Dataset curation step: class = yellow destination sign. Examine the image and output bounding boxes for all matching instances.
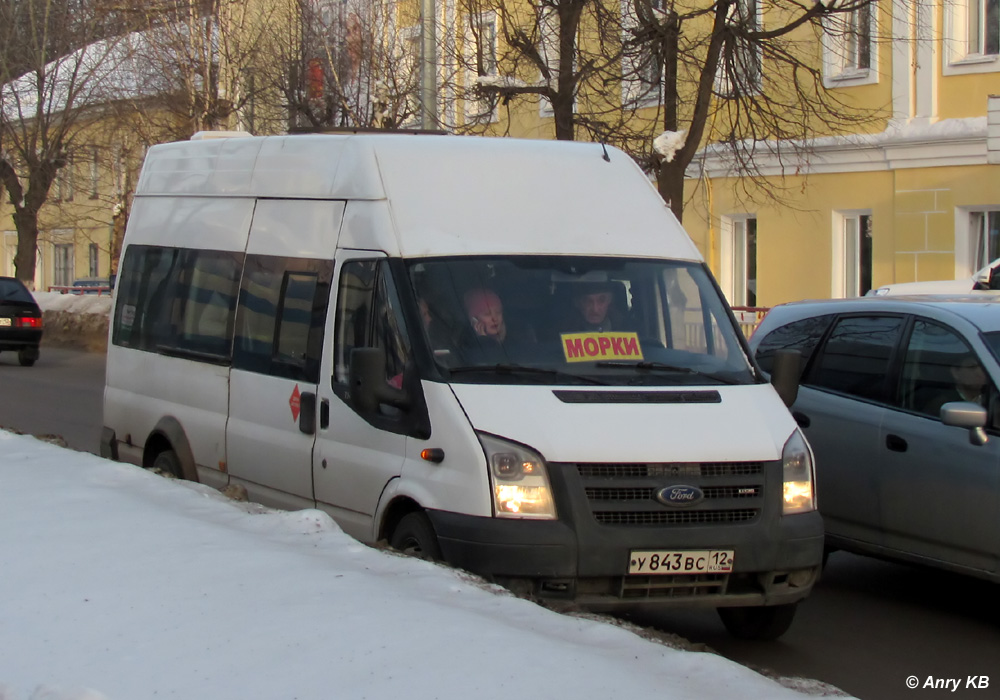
[561,332,644,363]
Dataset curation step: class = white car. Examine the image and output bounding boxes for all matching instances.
[868,258,1000,296]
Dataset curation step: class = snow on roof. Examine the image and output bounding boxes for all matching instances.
[1,28,178,122]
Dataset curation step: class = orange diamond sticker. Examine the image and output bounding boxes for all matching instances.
[289,384,301,421]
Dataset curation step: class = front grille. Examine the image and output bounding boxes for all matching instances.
[593,509,758,526]
[576,462,763,479]
[563,460,770,528]
[585,485,761,501]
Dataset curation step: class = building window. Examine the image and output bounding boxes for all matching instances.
[463,12,499,122]
[54,244,74,287]
[823,4,876,84]
[945,0,1000,73]
[968,0,1000,55]
[970,210,1000,269]
[621,0,664,106]
[57,163,74,202]
[721,216,757,306]
[834,212,873,297]
[90,148,100,199]
[88,243,99,277]
[716,0,762,97]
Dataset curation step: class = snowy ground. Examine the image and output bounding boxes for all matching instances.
[0,432,853,700]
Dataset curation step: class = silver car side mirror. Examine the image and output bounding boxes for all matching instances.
[940,402,988,446]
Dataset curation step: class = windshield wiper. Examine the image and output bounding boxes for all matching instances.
[447,364,609,385]
[595,360,741,385]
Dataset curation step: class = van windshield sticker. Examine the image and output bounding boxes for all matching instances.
[561,332,644,363]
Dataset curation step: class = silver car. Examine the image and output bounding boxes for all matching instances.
[748,295,1000,582]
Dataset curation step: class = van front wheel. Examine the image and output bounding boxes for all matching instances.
[150,449,182,479]
[718,603,797,641]
[389,512,442,561]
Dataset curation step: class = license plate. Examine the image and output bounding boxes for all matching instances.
[628,549,734,575]
[0,317,10,326]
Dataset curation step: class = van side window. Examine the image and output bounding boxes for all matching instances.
[333,259,410,388]
[232,255,333,383]
[753,315,835,375]
[112,245,242,361]
[805,315,905,402]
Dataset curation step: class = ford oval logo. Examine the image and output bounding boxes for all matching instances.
[657,485,704,507]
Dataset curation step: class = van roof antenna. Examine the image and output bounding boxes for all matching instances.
[600,143,611,162]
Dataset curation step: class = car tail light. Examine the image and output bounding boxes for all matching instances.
[15,317,43,328]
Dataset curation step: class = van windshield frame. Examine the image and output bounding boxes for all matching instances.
[401,255,757,387]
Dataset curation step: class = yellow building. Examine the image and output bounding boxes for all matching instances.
[683,1,1000,307]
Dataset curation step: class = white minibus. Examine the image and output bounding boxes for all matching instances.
[102,132,821,639]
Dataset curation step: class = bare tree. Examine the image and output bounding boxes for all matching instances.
[0,0,136,287]
[445,0,885,221]
[274,0,423,131]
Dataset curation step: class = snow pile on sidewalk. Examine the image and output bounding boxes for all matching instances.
[0,431,853,700]
[32,291,112,352]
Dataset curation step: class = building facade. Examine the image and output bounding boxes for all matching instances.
[682,1,1000,307]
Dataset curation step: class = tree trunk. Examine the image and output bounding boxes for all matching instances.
[657,160,685,224]
[12,209,40,290]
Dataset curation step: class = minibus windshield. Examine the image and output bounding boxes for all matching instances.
[405,256,756,387]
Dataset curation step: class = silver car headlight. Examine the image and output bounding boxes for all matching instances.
[478,433,557,520]
[782,429,816,515]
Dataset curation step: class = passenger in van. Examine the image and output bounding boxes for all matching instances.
[417,296,458,364]
[462,287,535,346]
[562,281,631,333]
[464,288,508,341]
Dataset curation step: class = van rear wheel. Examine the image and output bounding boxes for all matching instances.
[150,449,182,479]
[389,512,442,561]
[718,603,797,640]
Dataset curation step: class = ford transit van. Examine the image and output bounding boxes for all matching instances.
[101,132,822,639]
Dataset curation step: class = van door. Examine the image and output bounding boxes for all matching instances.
[312,254,415,542]
[224,200,342,509]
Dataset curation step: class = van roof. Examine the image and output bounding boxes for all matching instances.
[134,133,701,261]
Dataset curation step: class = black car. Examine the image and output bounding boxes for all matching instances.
[0,276,43,366]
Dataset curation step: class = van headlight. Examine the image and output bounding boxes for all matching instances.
[478,433,556,520]
[782,429,816,515]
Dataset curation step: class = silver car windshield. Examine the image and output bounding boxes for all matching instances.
[405,256,755,386]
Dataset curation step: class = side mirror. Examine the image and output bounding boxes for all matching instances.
[349,347,411,414]
[940,401,988,446]
[770,349,802,408]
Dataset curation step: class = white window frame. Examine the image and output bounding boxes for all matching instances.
[720,215,757,307]
[538,7,560,117]
[621,0,664,107]
[821,2,878,87]
[832,211,873,298]
[714,0,762,97]
[53,242,75,288]
[956,206,1000,276]
[463,11,499,123]
[944,0,1000,75]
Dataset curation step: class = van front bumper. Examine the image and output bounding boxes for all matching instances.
[427,508,824,610]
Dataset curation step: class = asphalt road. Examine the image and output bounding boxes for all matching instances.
[2,346,998,700]
[0,345,107,453]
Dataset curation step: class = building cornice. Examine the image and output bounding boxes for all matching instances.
[688,117,989,180]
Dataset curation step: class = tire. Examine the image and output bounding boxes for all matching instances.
[718,603,797,641]
[18,347,38,367]
[150,449,182,479]
[389,512,443,561]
